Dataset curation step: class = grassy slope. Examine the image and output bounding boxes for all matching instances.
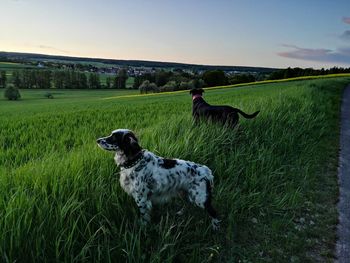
[0,77,349,262]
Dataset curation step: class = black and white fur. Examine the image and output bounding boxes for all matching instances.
[97,129,220,230]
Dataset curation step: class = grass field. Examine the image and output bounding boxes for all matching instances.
[0,62,35,70]
[1,77,349,262]
[0,61,35,77]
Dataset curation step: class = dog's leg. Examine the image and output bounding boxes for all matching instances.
[176,190,188,216]
[204,198,220,230]
[134,190,152,225]
[188,180,220,230]
[227,112,239,128]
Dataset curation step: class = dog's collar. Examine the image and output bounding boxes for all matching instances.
[192,94,202,101]
[121,151,144,169]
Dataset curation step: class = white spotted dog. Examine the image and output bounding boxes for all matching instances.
[96,129,220,230]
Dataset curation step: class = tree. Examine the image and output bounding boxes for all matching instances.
[12,71,21,88]
[36,70,52,89]
[228,74,255,85]
[114,68,128,89]
[161,80,178,92]
[202,70,227,87]
[139,80,159,94]
[179,81,192,90]
[88,73,101,89]
[77,72,87,89]
[190,78,205,89]
[133,75,142,89]
[4,84,21,100]
[53,71,65,89]
[0,70,7,88]
[155,70,171,87]
[106,76,112,88]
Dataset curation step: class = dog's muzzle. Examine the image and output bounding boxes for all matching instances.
[96,138,119,151]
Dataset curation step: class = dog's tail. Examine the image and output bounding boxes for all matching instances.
[236,109,260,119]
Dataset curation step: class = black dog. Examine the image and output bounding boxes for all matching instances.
[190,88,259,127]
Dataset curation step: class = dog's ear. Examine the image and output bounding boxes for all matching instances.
[122,132,141,157]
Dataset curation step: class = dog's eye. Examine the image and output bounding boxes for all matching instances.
[107,133,121,144]
[105,134,116,144]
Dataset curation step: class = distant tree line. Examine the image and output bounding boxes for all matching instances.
[267,67,350,80]
[3,69,129,89]
[2,66,350,93]
[134,69,259,93]
[135,66,350,94]
[0,70,7,88]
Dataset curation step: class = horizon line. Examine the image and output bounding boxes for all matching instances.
[1,50,281,69]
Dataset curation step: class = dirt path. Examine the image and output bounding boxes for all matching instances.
[336,85,350,262]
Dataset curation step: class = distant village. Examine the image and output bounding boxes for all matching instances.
[35,61,258,77]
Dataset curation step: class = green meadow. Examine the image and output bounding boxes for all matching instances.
[0,62,36,77]
[0,76,349,262]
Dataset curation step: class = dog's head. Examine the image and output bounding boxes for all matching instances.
[96,129,141,157]
[189,88,204,96]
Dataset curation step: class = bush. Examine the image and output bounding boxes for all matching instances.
[4,84,21,100]
[44,92,54,99]
[139,80,159,94]
[202,70,227,87]
[179,81,193,90]
[189,79,205,89]
[160,80,178,92]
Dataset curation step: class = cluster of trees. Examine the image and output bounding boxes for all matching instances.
[135,69,259,94]
[202,70,263,86]
[136,65,350,94]
[268,67,350,80]
[139,78,205,94]
[12,70,52,89]
[1,70,21,100]
[3,65,350,96]
[11,70,101,89]
[106,68,128,89]
[6,69,130,89]
[135,70,208,94]
[0,70,7,88]
[228,74,256,85]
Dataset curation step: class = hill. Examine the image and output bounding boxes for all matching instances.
[0,51,278,73]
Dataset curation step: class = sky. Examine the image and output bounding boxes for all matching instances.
[1,0,350,68]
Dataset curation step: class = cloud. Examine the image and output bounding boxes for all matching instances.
[37,45,70,54]
[340,30,350,40]
[278,44,350,64]
[343,17,350,24]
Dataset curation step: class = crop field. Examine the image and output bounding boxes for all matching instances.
[0,62,35,77]
[0,77,349,262]
[0,62,35,70]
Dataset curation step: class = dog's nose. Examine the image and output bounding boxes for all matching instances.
[96,139,102,144]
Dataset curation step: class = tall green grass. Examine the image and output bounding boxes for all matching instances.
[0,77,349,262]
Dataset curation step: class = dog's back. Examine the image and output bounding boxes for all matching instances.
[190,88,259,127]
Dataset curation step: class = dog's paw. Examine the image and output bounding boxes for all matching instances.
[139,216,150,226]
[176,207,185,216]
[211,218,221,231]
